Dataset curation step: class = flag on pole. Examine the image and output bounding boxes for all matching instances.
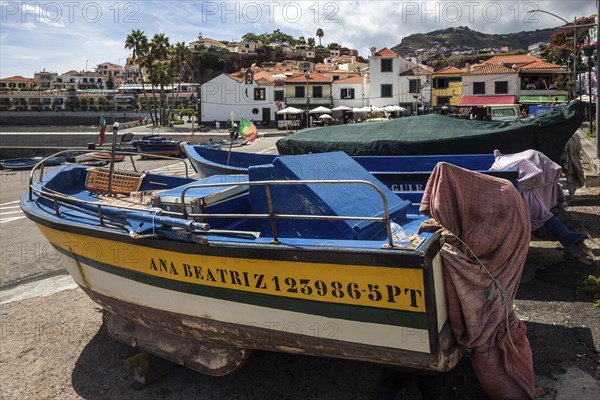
[98,114,107,145]
[238,116,258,142]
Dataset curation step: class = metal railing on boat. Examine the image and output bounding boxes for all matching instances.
[177,180,397,246]
[28,156,410,249]
[28,149,191,190]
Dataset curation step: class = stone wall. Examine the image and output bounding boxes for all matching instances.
[0,111,145,126]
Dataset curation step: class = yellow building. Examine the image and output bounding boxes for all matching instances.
[431,66,463,109]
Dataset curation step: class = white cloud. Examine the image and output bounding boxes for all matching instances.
[20,3,66,27]
[1,0,597,78]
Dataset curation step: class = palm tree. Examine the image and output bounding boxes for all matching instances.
[166,41,192,125]
[147,33,171,125]
[316,28,324,46]
[307,37,315,48]
[125,29,155,125]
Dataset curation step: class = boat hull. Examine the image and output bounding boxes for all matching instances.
[134,143,182,158]
[28,219,461,374]
[275,100,585,163]
[182,145,518,197]
[0,157,65,170]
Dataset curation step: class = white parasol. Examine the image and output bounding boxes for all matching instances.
[383,105,406,112]
[309,106,332,114]
[276,106,303,115]
[331,105,352,111]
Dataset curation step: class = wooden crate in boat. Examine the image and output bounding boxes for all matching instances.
[85,167,146,195]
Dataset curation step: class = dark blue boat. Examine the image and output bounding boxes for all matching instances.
[0,156,65,170]
[275,100,585,163]
[182,144,517,207]
[133,135,182,158]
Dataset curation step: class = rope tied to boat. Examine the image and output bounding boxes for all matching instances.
[152,212,156,236]
[440,224,519,353]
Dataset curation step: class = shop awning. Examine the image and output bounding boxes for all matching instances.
[519,95,568,103]
[459,95,516,107]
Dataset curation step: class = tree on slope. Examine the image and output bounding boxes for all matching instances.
[316,28,324,46]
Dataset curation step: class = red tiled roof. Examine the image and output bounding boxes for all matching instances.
[373,47,397,57]
[0,75,36,82]
[253,71,274,81]
[255,77,273,85]
[227,73,245,82]
[334,76,365,84]
[467,63,516,75]
[433,66,463,75]
[225,72,275,84]
[316,64,337,72]
[97,62,121,68]
[483,54,540,65]
[191,38,227,47]
[400,66,433,76]
[286,71,331,83]
[517,60,564,70]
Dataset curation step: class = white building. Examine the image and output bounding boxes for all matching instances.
[331,75,369,108]
[200,72,276,125]
[398,66,432,112]
[52,70,107,90]
[231,40,263,54]
[528,42,546,57]
[188,38,229,51]
[294,45,315,59]
[367,47,417,107]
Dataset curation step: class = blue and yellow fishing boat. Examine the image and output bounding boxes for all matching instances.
[22,150,466,375]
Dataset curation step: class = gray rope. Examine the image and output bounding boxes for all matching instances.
[439,224,519,352]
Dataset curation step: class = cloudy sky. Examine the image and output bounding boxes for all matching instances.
[1,0,597,78]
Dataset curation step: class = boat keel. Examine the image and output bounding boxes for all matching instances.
[104,312,251,376]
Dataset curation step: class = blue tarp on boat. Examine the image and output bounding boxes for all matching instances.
[248,152,411,240]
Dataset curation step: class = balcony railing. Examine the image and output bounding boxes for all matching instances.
[519,89,569,96]
[285,96,333,105]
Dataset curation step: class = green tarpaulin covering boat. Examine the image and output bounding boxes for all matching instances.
[276,100,585,163]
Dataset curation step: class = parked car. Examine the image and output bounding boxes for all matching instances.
[490,106,519,122]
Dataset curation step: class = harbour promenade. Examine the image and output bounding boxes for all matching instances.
[0,121,288,158]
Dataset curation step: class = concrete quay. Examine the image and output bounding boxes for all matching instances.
[0,123,288,158]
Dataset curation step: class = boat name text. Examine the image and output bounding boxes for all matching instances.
[149,257,424,310]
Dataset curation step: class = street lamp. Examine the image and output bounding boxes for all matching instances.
[583,44,595,136]
[412,93,418,116]
[527,10,577,87]
[420,78,431,114]
[304,70,310,127]
[596,10,600,160]
[528,8,600,160]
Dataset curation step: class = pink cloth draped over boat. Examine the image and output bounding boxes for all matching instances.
[419,162,534,400]
[490,149,564,230]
